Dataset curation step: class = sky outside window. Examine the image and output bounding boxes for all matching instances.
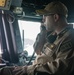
[18,20,40,56]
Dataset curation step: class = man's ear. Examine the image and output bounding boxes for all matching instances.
[53,14,59,22]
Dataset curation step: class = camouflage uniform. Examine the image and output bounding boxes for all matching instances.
[26,26,74,75]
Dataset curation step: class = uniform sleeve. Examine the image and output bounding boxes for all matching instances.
[27,39,74,75]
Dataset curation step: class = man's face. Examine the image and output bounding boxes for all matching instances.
[43,14,56,31]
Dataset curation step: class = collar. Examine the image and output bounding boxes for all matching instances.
[57,25,73,38]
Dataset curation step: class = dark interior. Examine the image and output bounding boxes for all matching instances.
[10,0,74,23]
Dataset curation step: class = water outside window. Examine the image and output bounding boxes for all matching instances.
[18,20,41,56]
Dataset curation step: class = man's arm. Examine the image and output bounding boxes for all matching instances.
[27,37,74,75]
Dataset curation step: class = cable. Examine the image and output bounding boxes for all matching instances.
[27,51,35,65]
[6,11,15,23]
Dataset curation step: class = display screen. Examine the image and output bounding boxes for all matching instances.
[0,0,6,7]
[0,0,12,10]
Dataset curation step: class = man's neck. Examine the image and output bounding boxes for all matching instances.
[55,23,68,34]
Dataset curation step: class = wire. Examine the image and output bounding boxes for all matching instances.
[6,11,15,24]
[27,51,35,65]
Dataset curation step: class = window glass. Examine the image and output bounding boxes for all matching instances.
[18,20,40,56]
